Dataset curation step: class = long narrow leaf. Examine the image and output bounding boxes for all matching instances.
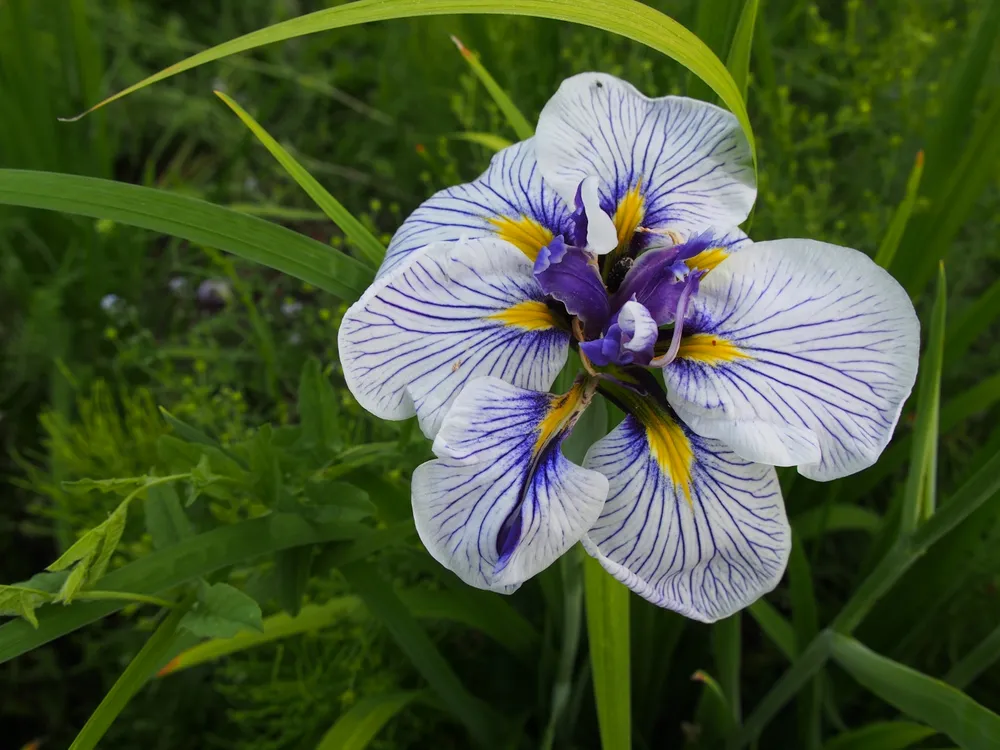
[340,561,502,747]
[725,0,759,102]
[790,535,821,749]
[69,597,194,750]
[944,276,1000,362]
[214,91,385,267]
[0,169,374,300]
[830,634,1000,750]
[713,614,743,727]
[687,0,741,101]
[946,621,1000,689]
[899,264,946,532]
[315,691,423,750]
[748,599,797,661]
[873,151,924,269]
[63,0,756,170]
[451,36,534,141]
[823,721,937,750]
[584,555,631,750]
[792,505,881,541]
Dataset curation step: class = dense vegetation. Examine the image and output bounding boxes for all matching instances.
[1,0,998,748]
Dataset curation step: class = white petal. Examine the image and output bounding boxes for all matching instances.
[338,239,570,438]
[618,299,658,355]
[412,377,609,591]
[583,407,789,622]
[663,239,920,481]
[579,176,618,254]
[536,72,755,239]
[380,138,570,277]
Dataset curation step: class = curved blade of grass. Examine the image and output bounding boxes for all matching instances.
[898,94,1000,296]
[899,264,946,534]
[214,90,385,267]
[693,669,739,737]
[584,555,631,750]
[945,621,1000,689]
[0,516,375,664]
[340,561,503,747]
[451,36,533,141]
[316,691,424,750]
[944,276,1000,362]
[62,0,755,171]
[748,599,797,661]
[792,505,881,541]
[790,535,821,750]
[687,0,741,102]
[830,633,1000,750]
[873,151,924,269]
[713,614,743,727]
[822,721,937,750]
[452,131,513,152]
[69,595,195,750]
[725,0,759,102]
[0,169,373,300]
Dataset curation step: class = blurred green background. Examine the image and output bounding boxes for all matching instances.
[1,0,998,748]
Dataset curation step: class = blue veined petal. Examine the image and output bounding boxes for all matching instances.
[338,238,571,438]
[412,377,609,592]
[535,73,756,243]
[380,138,572,277]
[662,239,920,481]
[583,399,789,622]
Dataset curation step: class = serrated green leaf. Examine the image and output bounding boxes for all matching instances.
[823,721,937,750]
[58,563,91,604]
[316,691,423,750]
[88,502,130,582]
[47,529,101,573]
[0,171,373,300]
[214,91,385,267]
[144,483,194,550]
[302,481,376,523]
[297,357,341,457]
[21,571,70,594]
[181,582,264,639]
[830,634,1000,750]
[0,586,52,628]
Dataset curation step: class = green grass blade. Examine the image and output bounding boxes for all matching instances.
[159,598,364,676]
[452,132,513,152]
[340,561,502,747]
[729,630,834,749]
[748,599,797,661]
[792,505,881,541]
[830,633,1000,750]
[0,169,374,300]
[945,621,1000,689]
[713,613,743,727]
[69,596,195,750]
[899,264,946,532]
[315,691,424,750]
[584,554,631,750]
[214,91,385,267]
[822,721,937,750]
[0,516,367,664]
[898,93,1000,296]
[873,151,924,269]
[789,535,821,749]
[944,276,1000,362]
[62,0,756,171]
[687,0,741,101]
[725,0,759,102]
[920,0,1000,192]
[398,587,539,659]
[541,550,585,750]
[451,36,534,141]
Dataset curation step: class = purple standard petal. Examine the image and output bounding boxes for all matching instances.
[534,236,610,335]
[581,299,658,367]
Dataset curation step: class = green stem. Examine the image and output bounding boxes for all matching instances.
[584,555,631,750]
[68,594,195,750]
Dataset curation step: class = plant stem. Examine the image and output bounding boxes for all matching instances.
[68,593,195,750]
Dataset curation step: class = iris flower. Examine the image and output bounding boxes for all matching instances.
[339,73,919,622]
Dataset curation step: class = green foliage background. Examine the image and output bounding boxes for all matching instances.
[1,0,998,748]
